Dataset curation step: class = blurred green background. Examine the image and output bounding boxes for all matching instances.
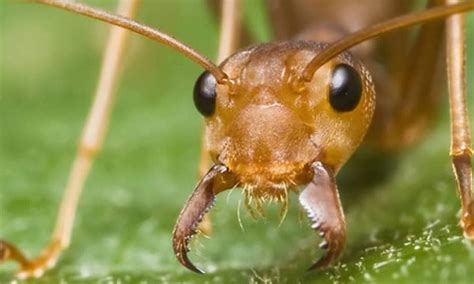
[1,0,474,283]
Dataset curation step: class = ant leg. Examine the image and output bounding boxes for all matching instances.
[207,0,251,48]
[0,0,139,279]
[197,0,242,235]
[215,0,242,64]
[446,0,473,239]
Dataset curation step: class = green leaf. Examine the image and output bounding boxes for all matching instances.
[1,1,473,283]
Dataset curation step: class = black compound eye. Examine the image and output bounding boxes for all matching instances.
[193,71,217,116]
[329,63,362,112]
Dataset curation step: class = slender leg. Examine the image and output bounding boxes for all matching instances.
[446,0,474,239]
[198,0,242,235]
[207,0,251,49]
[0,0,139,278]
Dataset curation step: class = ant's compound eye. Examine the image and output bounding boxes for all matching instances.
[193,71,217,117]
[329,64,362,112]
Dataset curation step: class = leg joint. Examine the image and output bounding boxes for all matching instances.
[451,147,473,160]
[78,143,100,159]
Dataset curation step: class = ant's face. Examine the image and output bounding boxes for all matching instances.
[193,41,375,190]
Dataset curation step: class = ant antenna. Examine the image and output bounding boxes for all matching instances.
[34,0,229,83]
[302,2,474,81]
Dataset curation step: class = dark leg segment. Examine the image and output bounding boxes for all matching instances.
[446,0,474,239]
[0,241,30,270]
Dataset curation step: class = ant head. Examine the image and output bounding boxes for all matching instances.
[194,41,375,189]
